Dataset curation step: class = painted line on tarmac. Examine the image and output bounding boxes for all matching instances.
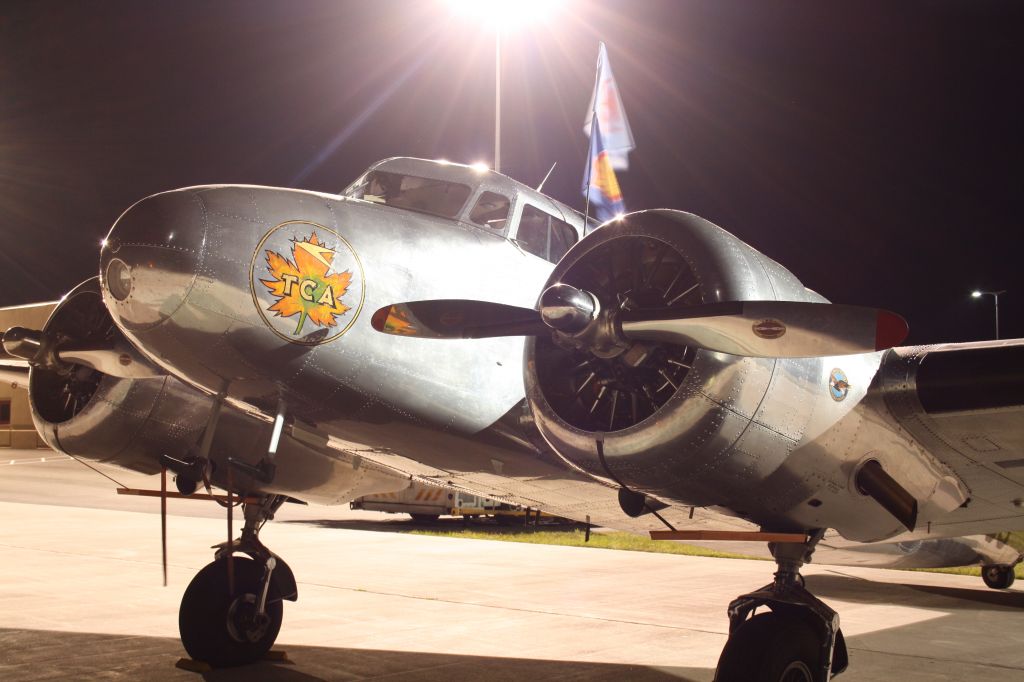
[5,455,72,465]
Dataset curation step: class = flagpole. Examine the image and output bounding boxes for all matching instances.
[583,111,597,226]
[583,44,603,227]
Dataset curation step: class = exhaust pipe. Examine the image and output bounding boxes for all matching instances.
[856,459,918,531]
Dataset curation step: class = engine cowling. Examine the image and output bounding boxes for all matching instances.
[29,278,410,504]
[525,210,829,520]
[28,278,213,473]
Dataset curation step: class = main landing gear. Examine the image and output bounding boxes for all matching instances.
[981,564,1016,590]
[178,494,298,667]
[715,530,848,682]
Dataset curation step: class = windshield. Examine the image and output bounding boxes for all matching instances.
[343,170,472,220]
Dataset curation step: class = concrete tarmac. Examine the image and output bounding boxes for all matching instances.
[1,450,1023,681]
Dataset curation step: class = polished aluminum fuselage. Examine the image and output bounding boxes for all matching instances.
[103,184,551,434]
[72,162,1000,544]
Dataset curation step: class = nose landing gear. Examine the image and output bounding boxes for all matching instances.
[715,531,848,682]
[178,494,298,667]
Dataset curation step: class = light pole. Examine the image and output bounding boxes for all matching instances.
[446,0,564,174]
[971,289,1006,339]
[494,32,500,173]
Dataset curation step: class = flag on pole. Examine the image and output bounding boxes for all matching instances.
[582,117,625,223]
[583,42,634,171]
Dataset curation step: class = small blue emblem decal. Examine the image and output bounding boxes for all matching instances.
[829,368,850,401]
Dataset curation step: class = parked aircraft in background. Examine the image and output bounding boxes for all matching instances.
[1,157,1021,681]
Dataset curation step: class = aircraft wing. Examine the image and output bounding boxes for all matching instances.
[0,302,57,331]
[880,339,1024,537]
[300,422,759,535]
[0,357,30,389]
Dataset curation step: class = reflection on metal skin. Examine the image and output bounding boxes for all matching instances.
[26,283,408,501]
[539,283,598,333]
[524,211,969,542]
[96,160,578,440]
[100,190,205,332]
[70,159,978,545]
[527,210,825,517]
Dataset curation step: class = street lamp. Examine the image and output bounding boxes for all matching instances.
[446,0,565,174]
[971,289,1006,339]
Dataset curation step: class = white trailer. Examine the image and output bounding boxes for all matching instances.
[351,481,529,522]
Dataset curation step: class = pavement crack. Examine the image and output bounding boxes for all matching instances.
[298,579,728,637]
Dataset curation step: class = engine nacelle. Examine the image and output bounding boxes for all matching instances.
[525,211,831,521]
[30,278,409,504]
[28,278,212,473]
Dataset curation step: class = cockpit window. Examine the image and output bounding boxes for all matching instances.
[468,191,511,230]
[344,170,471,220]
[516,205,579,263]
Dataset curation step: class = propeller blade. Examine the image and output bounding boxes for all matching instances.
[2,326,43,361]
[3,325,164,378]
[370,300,546,339]
[619,301,908,358]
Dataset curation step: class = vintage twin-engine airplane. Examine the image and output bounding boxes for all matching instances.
[2,156,1022,681]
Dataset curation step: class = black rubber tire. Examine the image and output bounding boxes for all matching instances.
[410,513,440,523]
[179,557,283,667]
[715,612,820,682]
[982,565,1016,590]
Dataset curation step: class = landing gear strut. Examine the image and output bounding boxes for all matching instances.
[715,530,848,682]
[178,494,298,667]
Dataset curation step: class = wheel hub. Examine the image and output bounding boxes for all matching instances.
[226,593,271,643]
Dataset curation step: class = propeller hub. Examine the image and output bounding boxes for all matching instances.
[539,284,631,360]
[539,284,599,333]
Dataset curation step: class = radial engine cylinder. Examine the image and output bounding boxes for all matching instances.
[525,210,827,515]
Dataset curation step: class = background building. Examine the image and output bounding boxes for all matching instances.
[0,302,56,448]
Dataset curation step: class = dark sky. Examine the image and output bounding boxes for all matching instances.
[1,0,1021,344]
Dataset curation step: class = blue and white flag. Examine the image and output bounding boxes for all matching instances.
[583,42,635,171]
[582,117,625,223]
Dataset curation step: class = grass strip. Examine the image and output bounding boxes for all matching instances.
[407,527,766,561]
[408,526,1024,578]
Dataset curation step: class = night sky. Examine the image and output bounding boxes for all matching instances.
[2,1,1021,344]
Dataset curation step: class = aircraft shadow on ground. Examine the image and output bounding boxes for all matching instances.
[806,572,1024,610]
[0,628,707,682]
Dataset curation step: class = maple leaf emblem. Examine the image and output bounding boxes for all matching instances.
[260,232,352,336]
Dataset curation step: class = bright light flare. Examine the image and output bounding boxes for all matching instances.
[446,0,563,31]
[470,162,490,173]
[971,290,983,298]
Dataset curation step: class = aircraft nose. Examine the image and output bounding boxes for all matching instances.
[100,190,206,331]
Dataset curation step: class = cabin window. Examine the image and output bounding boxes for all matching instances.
[468,191,511,230]
[516,205,579,263]
[344,170,471,220]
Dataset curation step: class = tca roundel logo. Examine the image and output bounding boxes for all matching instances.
[250,221,365,345]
